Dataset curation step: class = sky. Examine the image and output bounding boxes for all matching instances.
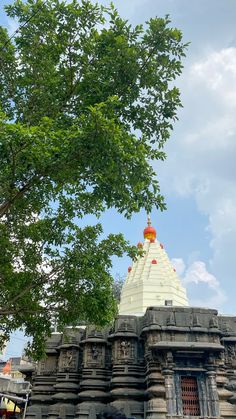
[1,0,236,358]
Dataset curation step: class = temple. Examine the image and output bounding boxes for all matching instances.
[119,218,188,315]
[26,220,236,419]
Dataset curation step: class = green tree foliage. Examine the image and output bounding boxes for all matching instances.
[0,0,187,357]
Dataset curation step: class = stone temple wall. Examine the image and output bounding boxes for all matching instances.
[26,307,236,419]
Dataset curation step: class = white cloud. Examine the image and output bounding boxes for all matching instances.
[190,48,236,106]
[159,47,236,313]
[172,258,227,310]
[183,261,227,309]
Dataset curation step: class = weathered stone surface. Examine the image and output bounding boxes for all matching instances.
[27,307,236,418]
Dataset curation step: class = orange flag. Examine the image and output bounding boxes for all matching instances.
[3,359,11,375]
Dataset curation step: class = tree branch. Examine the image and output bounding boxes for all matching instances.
[0,174,39,217]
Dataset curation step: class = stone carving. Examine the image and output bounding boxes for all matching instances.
[193,314,201,327]
[37,356,57,375]
[209,316,219,328]
[146,310,157,325]
[120,340,131,357]
[167,312,175,326]
[228,345,236,357]
[207,352,215,366]
[114,339,136,361]
[148,332,158,344]
[84,343,104,367]
[150,348,164,365]
[59,349,77,372]
[64,350,73,367]
[166,351,173,364]
[218,350,226,365]
[118,320,133,332]
[27,308,236,419]
[225,344,236,364]
[91,344,99,360]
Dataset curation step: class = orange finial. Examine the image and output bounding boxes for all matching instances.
[143,215,156,240]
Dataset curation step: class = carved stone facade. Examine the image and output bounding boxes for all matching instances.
[27,307,236,419]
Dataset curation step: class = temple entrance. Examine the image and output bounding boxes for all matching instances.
[181,376,200,416]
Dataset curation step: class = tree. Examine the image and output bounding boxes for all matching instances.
[0,0,187,358]
[112,274,125,303]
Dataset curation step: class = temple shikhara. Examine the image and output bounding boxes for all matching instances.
[119,217,188,315]
[27,220,236,419]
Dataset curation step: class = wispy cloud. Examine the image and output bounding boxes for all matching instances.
[172,258,227,309]
[158,46,236,313]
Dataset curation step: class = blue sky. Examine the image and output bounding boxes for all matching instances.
[1,0,236,358]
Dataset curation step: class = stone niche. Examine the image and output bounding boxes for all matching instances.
[26,307,236,419]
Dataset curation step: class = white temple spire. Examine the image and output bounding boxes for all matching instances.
[119,218,189,315]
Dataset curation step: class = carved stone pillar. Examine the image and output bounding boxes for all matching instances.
[109,317,144,419]
[216,367,235,418]
[205,370,220,417]
[48,329,83,419]
[76,327,110,419]
[163,370,176,416]
[145,351,167,419]
[226,369,236,407]
[221,337,236,418]
[26,333,60,419]
[216,318,236,417]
